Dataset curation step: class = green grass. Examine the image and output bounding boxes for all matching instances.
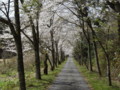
[0,80,18,90]
[0,61,66,90]
[26,62,66,90]
[74,60,120,90]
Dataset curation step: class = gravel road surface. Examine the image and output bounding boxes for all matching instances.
[48,58,90,90]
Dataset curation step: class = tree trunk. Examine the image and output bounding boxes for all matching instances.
[29,16,41,80]
[34,44,41,79]
[86,25,93,72]
[93,41,102,76]
[80,48,83,65]
[55,41,59,66]
[60,47,63,62]
[50,30,55,70]
[16,39,26,90]
[58,50,61,65]
[106,54,112,86]
[60,47,65,63]
[88,40,93,72]
[118,14,120,42]
[36,15,41,79]
[14,0,26,90]
[48,56,54,71]
[92,31,102,76]
[79,32,84,66]
[44,53,48,75]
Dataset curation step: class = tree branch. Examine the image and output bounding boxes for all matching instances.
[0,16,9,25]
[21,30,34,45]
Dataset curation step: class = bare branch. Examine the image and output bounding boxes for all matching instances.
[56,12,80,27]
[60,3,80,19]
[21,30,34,45]
[2,2,8,16]
[0,8,7,17]
[7,0,11,16]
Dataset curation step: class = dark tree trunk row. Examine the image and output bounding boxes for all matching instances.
[80,17,93,72]
[87,19,112,86]
[29,16,41,79]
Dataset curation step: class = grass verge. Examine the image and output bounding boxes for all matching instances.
[74,60,120,90]
[12,60,66,90]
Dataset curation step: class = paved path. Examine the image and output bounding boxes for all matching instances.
[48,58,90,90]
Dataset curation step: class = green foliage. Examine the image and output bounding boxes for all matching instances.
[73,39,88,61]
[22,0,42,13]
[0,80,17,90]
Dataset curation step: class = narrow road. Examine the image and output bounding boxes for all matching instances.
[48,58,90,90]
